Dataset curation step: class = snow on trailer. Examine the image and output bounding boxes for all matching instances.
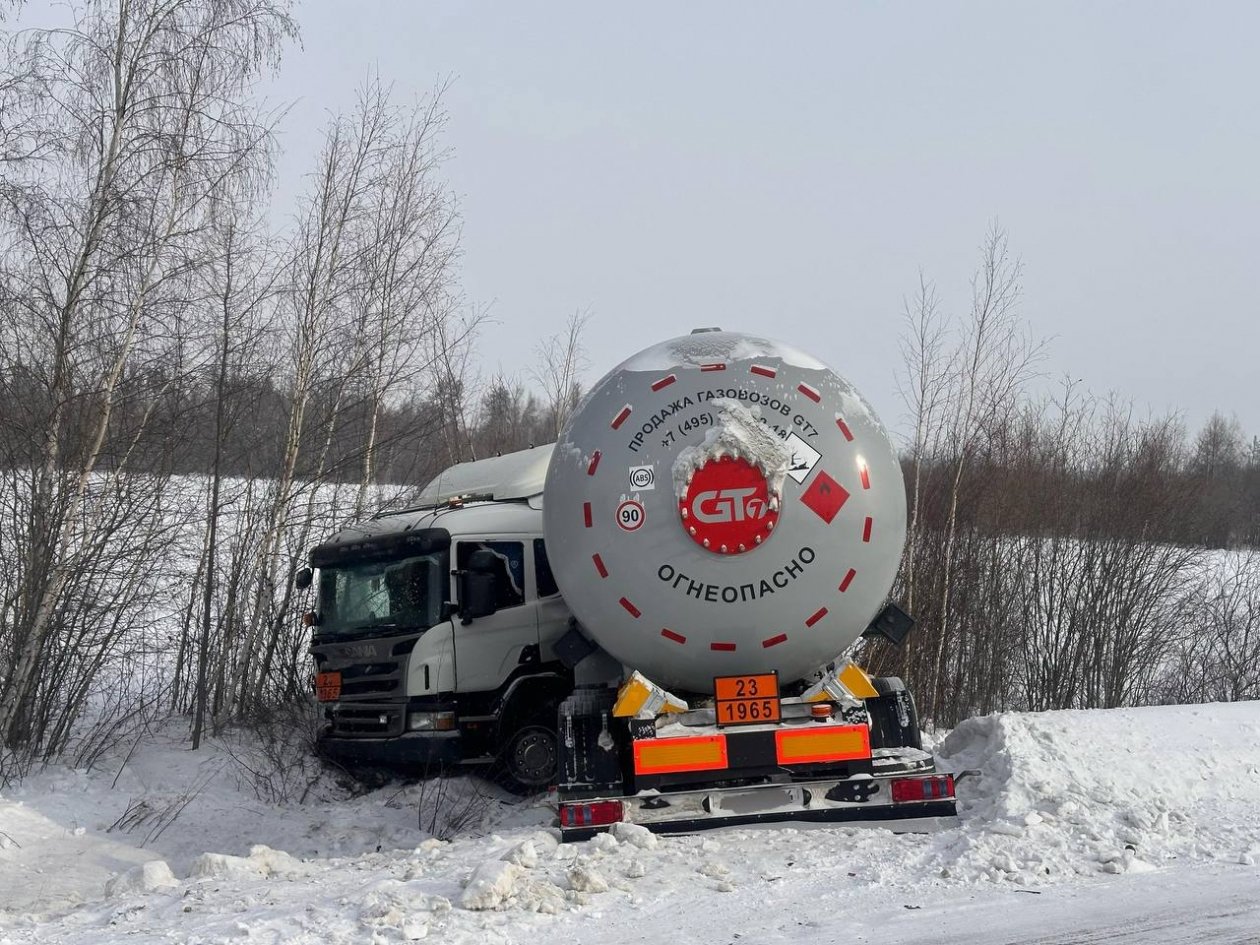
[544,329,941,838]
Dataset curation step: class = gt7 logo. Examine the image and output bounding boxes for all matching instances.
[692,488,768,523]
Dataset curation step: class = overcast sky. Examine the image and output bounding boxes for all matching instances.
[265,2,1257,441]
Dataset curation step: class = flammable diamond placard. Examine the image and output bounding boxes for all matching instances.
[799,469,849,524]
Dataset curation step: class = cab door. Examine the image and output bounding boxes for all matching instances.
[452,539,536,694]
[533,539,572,662]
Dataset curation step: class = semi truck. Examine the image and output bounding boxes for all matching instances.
[300,329,956,838]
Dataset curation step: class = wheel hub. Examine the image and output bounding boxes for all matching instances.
[513,730,556,784]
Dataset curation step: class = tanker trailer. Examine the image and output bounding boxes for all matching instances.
[545,329,955,839]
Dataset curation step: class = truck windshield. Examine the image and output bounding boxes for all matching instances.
[315,551,448,639]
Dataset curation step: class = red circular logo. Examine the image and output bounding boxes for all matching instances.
[678,456,778,554]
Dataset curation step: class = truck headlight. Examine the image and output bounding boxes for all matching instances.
[407,710,457,732]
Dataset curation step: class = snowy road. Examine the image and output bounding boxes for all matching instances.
[528,852,1260,945]
[883,867,1260,945]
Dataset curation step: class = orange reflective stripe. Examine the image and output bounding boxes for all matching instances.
[774,725,871,765]
[633,735,728,775]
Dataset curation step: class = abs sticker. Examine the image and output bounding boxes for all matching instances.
[616,498,646,531]
[629,465,656,490]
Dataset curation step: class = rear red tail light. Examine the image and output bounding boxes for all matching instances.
[559,800,625,829]
[890,774,954,804]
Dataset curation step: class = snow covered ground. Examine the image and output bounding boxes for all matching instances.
[3,702,1260,944]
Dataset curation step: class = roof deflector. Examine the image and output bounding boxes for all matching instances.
[416,443,555,506]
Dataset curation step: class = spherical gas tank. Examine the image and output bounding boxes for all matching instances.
[543,330,905,694]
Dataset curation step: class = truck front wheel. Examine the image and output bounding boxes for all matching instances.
[496,722,558,795]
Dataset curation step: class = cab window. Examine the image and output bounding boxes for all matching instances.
[457,541,525,609]
[534,539,559,597]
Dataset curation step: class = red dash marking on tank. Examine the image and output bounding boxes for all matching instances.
[710,641,737,652]
[836,418,854,441]
[805,607,829,628]
[619,597,641,618]
[592,554,608,578]
[862,516,874,543]
[582,502,592,528]
[660,628,687,644]
[610,405,632,430]
[700,362,726,372]
[797,382,821,403]
[761,633,788,648]
[651,374,676,391]
[587,450,601,475]
[839,568,856,592]
[859,464,871,490]
[750,364,777,378]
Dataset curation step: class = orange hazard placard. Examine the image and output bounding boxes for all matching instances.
[714,673,780,727]
[315,671,341,702]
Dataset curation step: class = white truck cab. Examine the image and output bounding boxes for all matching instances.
[304,446,575,792]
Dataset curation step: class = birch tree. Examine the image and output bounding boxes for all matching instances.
[924,225,1041,719]
[0,0,294,754]
[532,309,590,440]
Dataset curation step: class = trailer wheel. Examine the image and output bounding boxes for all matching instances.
[865,676,923,751]
[495,722,559,795]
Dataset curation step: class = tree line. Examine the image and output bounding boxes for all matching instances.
[864,227,1260,726]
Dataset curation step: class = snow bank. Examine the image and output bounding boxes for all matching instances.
[103,860,178,898]
[925,702,1260,884]
[459,860,521,910]
[189,845,309,881]
[0,797,159,915]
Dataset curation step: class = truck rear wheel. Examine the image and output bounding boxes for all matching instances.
[495,722,559,795]
[865,676,922,751]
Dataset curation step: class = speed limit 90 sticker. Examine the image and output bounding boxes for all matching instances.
[616,498,646,531]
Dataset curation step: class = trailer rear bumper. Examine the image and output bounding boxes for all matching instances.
[559,772,957,842]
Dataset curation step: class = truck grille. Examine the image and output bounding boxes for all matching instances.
[327,702,406,738]
[311,632,419,735]
[338,661,402,699]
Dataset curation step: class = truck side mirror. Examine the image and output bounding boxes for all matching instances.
[294,567,313,590]
[458,571,497,623]
[457,549,503,623]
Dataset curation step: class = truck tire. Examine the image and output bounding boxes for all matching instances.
[865,676,922,751]
[492,679,572,795]
[495,720,559,796]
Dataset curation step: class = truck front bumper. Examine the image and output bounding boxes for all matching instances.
[317,730,462,771]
